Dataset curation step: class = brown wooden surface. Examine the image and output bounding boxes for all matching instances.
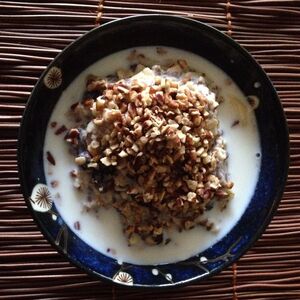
[1,1,299,299]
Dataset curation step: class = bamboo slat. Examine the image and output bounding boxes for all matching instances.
[0,0,299,299]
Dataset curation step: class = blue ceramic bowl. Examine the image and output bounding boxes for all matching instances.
[18,15,289,287]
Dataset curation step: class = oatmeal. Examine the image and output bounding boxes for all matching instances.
[65,57,233,246]
[44,47,261,265]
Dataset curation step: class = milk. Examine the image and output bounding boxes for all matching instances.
[44,47,261,265]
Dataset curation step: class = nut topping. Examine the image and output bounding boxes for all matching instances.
[65,58,234,246]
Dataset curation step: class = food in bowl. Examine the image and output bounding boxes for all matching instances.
[44,46,261,265]
[67,55,234,245]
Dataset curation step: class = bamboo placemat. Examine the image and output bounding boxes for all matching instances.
[1,1,299,299]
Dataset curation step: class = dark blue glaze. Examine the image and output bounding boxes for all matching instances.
[18,15,289,287]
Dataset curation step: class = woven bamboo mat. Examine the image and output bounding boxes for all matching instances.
[0,0,299,299]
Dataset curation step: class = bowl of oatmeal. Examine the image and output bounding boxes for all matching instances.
[18,15,289,287]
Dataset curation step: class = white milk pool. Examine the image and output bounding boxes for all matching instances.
[44,47,261,265]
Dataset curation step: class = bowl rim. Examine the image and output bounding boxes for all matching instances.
[18,14,290,288]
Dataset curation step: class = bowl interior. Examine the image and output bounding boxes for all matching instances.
[18,15,288,287]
